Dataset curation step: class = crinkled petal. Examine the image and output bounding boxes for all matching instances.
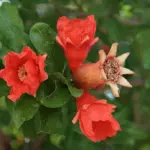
[87,101,116,122]
[57,16,69,31]
[20,46,37,64]
[56,15,97,47]
[24,60,40,95]
[0,69,4,78]
[92,116,120,141]
[37,54,48,82]
[110,116,121,131]
[4,52,20,69]
[79,111,95,137]
[76,90,97,109]
[8,85,28,102]
[0,68,19,86]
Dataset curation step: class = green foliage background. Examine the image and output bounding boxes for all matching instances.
[0,0,150,150]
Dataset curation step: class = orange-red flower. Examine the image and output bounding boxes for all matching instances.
[0,46,48,102]
[56,15,99,72]
[72,91,120,142]
[73,43,134,97]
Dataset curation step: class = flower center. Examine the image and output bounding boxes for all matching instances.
[18,66,27,81]
[103,57,120,83]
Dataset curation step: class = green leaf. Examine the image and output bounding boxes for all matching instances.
[5,97,15,113]
[13,95,40,129]
[68,112,82,135]
[50,72,83,97]
[21,118,38,139]
[0,3,24,31]
[30,22,65,73]
[36,80,55,100]
[35,107,63,134]
[41,86,71,108]
[0,108,11,127]
[0,79,9,96]
[136,30,150,69]
[71,122,82,135]
[0,3,27,51]
[0,42,10,59]
[30,22,56,55]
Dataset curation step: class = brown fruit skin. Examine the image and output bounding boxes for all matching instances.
[73,62,106,89]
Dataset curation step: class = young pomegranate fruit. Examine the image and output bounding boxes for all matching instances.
[73,43,134,97]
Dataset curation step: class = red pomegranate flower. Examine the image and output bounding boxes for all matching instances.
[73,43,134,97]
[72,91,121,142]
[56,15,99,72]
[0,46,48,102]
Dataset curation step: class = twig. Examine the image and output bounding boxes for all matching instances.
[33,136,46,150]
[0,130,12,150]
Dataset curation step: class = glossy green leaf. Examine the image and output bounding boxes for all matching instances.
[0,3,27,51]
[13,95,39,129]
[21,118,38,139]
[0,108,11,127]
[30,22,56,54]
[41,86,71,108]
[0,3,24,31]
[35,107,63,134]
[30,22,65,73]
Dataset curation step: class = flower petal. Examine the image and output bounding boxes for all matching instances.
[110,116,121,131]
[56,36,65,49]
[120,67,134,75]
[107,43,118,57]
[79,111,95,137]
[80,36,90,46]
[8,85,28,102]
[92,115,120,141]
[72,111,80,124]
[20,46,37,63]
[87,102,115,122]
[4,52,20,69]
[117,52,130,65]
[37,54,48,82]
[76,90,97,109]
[24,60,40,95]
[57,16,69,31]
[0,69,4,78]
[118,76,132,87]
[100,68,107,80]
[1,68,19,86]
[89,37,99,48]
[108,83,120,97]
[98,50,106,64]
